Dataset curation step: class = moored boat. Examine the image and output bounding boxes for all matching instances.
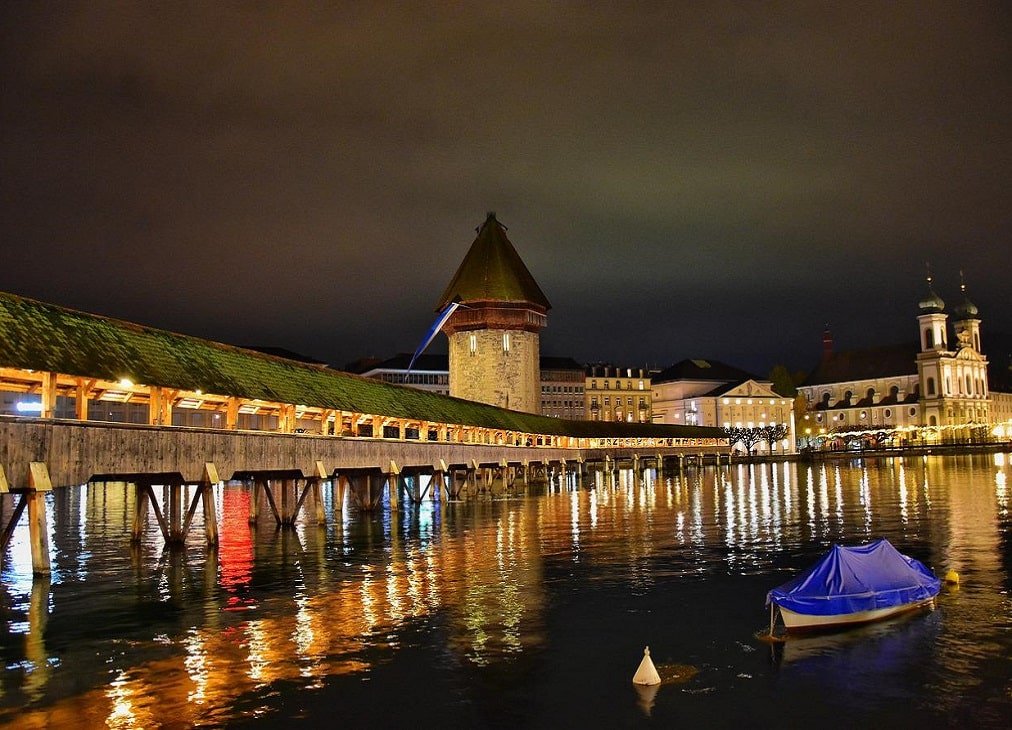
[766,539,941,634]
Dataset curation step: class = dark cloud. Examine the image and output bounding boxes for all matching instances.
[2,2,1009,375]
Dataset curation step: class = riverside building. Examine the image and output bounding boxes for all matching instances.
[584,365,652,422]
[650,359,796,455]
[797,276,1011,441]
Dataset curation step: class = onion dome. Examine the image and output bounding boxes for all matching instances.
[918,276,945,314]
[953,273,979,320]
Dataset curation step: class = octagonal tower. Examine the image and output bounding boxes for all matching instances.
[437,213,550,413]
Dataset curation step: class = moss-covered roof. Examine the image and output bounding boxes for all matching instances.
[436,212,551,311]
[0,290,722,440]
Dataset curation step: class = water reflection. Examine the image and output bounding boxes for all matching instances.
[1,456,1011,727]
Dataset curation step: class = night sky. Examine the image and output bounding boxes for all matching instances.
[2,3,1009,377]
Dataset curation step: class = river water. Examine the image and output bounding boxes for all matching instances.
[1,454,1010,728]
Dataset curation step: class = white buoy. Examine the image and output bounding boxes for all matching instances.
[632,645,661,686]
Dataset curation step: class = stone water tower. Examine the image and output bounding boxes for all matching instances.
[437,213,550,413]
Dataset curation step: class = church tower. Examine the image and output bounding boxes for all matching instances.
[915,272,990,428]
[437,213,549,413]
[952,272,982,354]
[916,273,948,426]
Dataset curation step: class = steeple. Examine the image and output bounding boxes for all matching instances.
[436,212,551,311]
[952,270,979,321]
[916,266,947,352]
[952,270,982,352]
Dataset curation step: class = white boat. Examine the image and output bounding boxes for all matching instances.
[766,539,941,634]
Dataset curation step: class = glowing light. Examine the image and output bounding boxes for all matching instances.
[118,378,133,388]
[16,401,43,412]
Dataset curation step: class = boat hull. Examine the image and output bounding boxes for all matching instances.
[779,597,935,633]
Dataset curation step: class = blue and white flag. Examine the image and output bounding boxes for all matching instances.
[405,299,462,380]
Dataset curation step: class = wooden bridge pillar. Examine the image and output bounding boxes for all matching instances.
[342,470,387,511]
[431,460,449,502]
[332,474,349,513]
[248,478,262,524]
[386,461,400,509]
[130,463,220,548]
[0,463,53,575]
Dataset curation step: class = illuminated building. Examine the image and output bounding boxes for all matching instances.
[584,364,651,422]
[539,357,585,419]
[798,276,1011,439]
[650,359,796,454]
[353,353,451,395]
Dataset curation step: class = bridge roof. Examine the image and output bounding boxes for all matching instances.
[0,290,720,440]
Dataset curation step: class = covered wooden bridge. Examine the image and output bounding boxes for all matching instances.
[0,290,728,574]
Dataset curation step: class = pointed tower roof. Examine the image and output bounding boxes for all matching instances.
[436,212,551,311]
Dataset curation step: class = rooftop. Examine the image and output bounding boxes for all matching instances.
[652,359,756,385]
[0,290,720,440]
[803,343,920,386]
[436,212,551,311]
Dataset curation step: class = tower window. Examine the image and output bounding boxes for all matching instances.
[924,328,933,349]
[502,332,511,353]
[927,377,935,396]
[469,334,477,355]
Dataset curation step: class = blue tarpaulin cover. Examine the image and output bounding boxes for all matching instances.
[766,539,941,616]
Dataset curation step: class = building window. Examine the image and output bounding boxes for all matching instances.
[469,334,477,355]
[927,377,935,396]
[502,332,511,353]
[884,409,892,418]
[909,407,916,416]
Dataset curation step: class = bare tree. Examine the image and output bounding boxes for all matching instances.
[761,424,789,453]
[723,426,764,455]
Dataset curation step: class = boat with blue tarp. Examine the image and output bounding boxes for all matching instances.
[766,538,941,633]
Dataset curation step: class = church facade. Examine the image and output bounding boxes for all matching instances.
[798,277,1000,438]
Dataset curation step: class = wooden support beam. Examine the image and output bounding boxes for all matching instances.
[248,479,261,524]
[26,463,52,574]
[131,483,151,542]
[386,461,400,508]
[226,397,239,430]
[168,483,184,544]
[280,478,293,523]
[0,490,28,553]
[75,378,94,420]
[148,387,161,426]
[333,474,348,514]
[312,461,327,525]
[40,372,56,419]
[262,479,282,525]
